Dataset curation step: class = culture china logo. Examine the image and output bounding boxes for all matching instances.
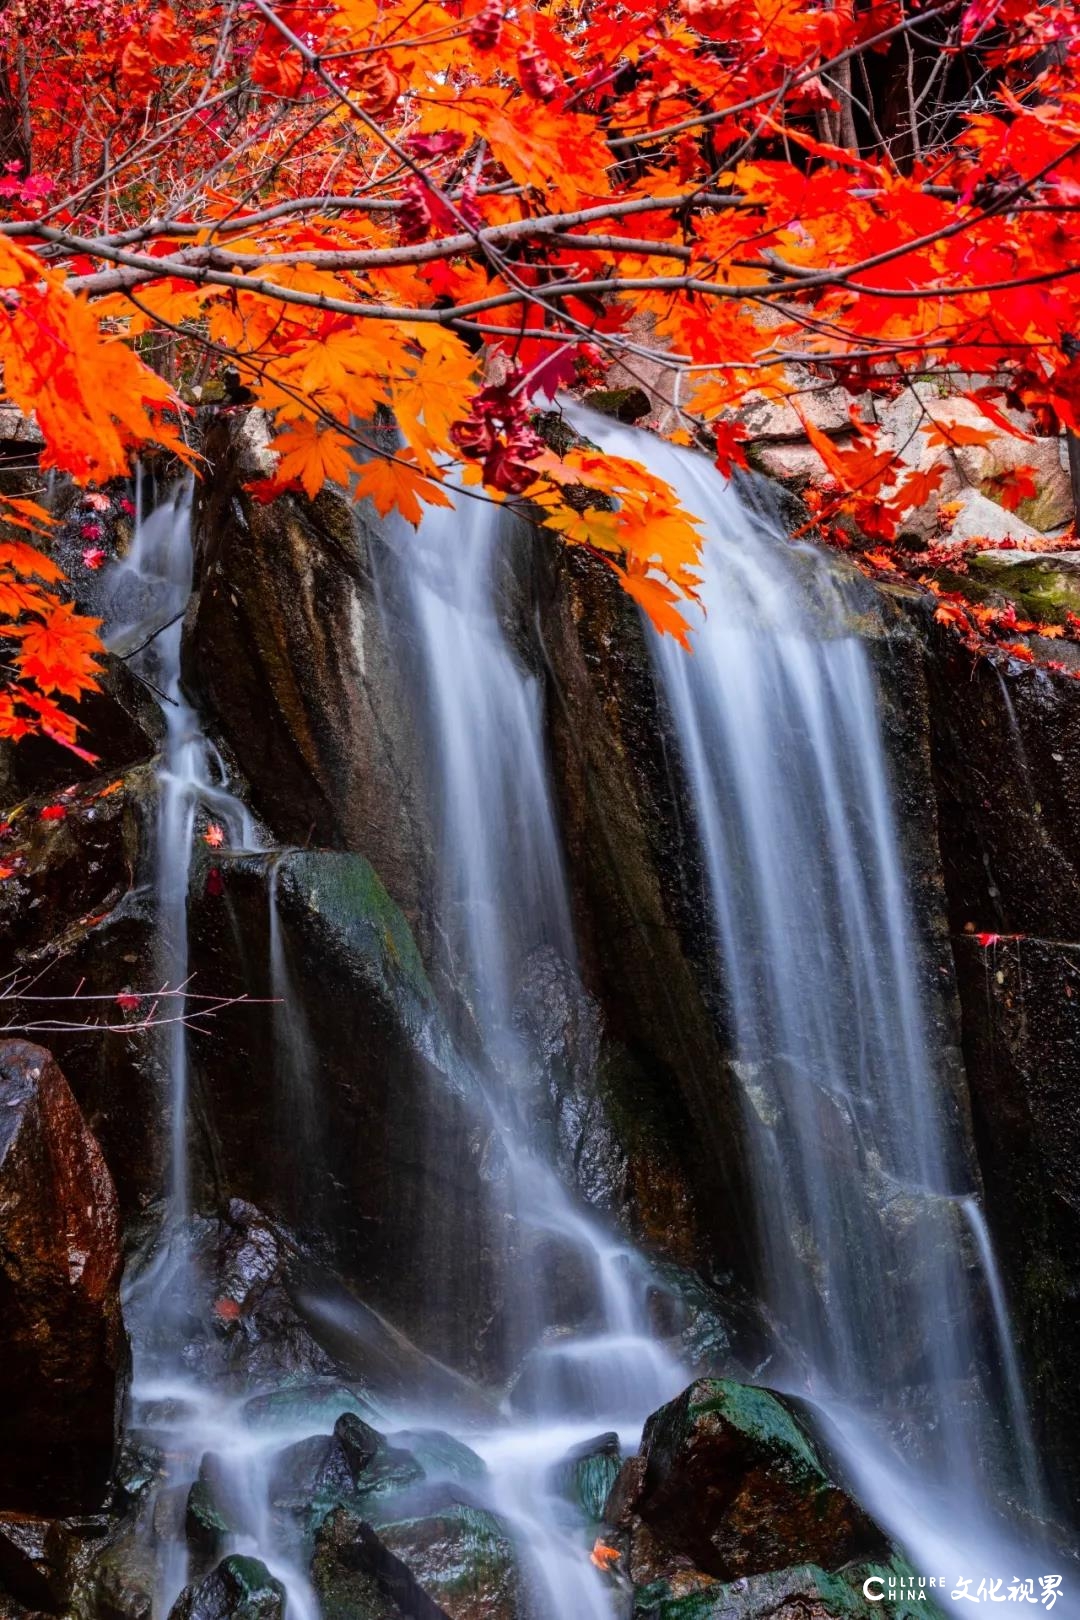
[863,1575,1064,1606]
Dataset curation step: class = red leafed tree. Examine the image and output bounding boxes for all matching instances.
[1,0,1080,741]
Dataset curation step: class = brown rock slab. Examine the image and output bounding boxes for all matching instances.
[0,1041,126,1514]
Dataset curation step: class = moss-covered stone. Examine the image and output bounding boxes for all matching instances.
[548,1431,622,1524]
[582,387,652,423]
[625,1379,885,1581]
[312,1499,523,1620]
[964,552,1080,624]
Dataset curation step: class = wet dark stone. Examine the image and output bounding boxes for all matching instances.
[184,419,436,940]
[619,1379,885,1581]
[185,1479,232,1569]
[312,1499,522,1620]
[581,388,652,424]
[183,850,507,1382]
[0,1041,126,1515]
[535,538,753,1282]
[267,1412,423,1534]
[547,1431,621,1523]
[312,1508,443,1620]
[901,598,1080,1501]
[951,933,1080,1504]
[167,1555,285,1620]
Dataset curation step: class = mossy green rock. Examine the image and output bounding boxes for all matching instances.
[632,1380,885,1580]
[167,1555,285,1620]
[548,1431,622,1524]
[312,1500,521,1620]
[374,1502,520,1619]
[965,552,1080,625]
[582,386,652,423]
[185,1479,232,1566]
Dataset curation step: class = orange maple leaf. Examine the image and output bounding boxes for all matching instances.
[272,423,359,499]
[352,457,454,526]
[590,1541,621,1571]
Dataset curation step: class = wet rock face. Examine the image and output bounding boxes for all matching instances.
[615,1379,885,1581]
[536,539,752,1281]
[168,1555,285,1620]
[911,611,1080,1498]
[0,1041,126,1515]
[184,421,436,937]
[184,849,506,1381]
[313,1500,521,1620]
[951,933,1080,1500]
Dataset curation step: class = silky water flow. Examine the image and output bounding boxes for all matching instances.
[575,406,1068,1613]
[100,442,1070,1618]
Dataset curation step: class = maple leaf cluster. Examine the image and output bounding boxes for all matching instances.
[0,0,1076,671]
[0,497,103,756]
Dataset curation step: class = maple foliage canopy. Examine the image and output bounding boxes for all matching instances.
[1,0,1080,737]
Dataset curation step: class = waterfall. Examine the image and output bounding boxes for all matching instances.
[572,408,1059,1607]
[90,442,1065,1619]
[103,486,321,1620]
[371,489,684,1618]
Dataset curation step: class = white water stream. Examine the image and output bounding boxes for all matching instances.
[574,409,1069,1613]
[370,489,684,1617]
[99,438,1069,1619]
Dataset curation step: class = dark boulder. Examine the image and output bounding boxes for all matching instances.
[167,1556,285,1620]
[312,1507,445,1620]
[547,1431,621,1524]
[0,767,161,1222]
[0,1040,126,1514]
[183,849,507,1382]
[0,1513,111,1614]
[612,1379,884,1581]
[312,1498,522,1620]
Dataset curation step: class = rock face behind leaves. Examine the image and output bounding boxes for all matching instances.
[0,1039,126,1514]
[619,1378,885,1581]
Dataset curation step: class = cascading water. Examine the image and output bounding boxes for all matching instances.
[370,488,684,1618]
[103,486,325,1620]
[93,433,1069,1620]
[574,407,1066,1609]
